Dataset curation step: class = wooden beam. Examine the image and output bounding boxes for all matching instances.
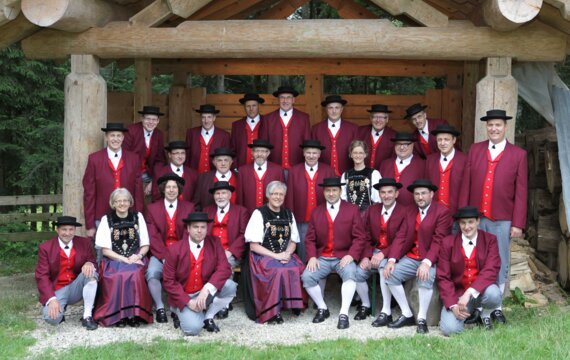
[482,0,543,31]
[0,194,61,206]
[256,0,305,19]
[370,0,449,27]
[129,0,172,27]
[305,74,324,126]
[461,61,479,151]
[0,11,39,50]
[538,3,570,35]
[545,0,570,20]
[198,0,266,20]
[322,0,377,19]
[168,0,214,19]
[21,0,131,32]
[134,58,152,123]
[21,20,567,61]
[152,58,461,76]
[0,0,20,27]
[228,0,281,20]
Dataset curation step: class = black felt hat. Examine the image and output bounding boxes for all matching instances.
[157,173,185,187]
[407,179,438,193]
[318,176,346,187]
[321,95,348,107]
[182,212,213,224]
[195,104,220,114]
[247,139,274,149]
[209,147,235,158]
[208,181,235,194]
[54,216,82,227]
[390,132,417,143]
[299,139,326,150]
[138,106,164,116]
[367,104,392,113]
[272,86,299,97]
[101,123,128,132]
[454,206,483,219]
[430,124,461,137]
[404,103,428,119]
[239,93,265,104]
[480,109,512,121]
[373,178,403,190]
[164,141,188,151]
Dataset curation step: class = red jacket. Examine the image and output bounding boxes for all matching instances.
[413,118,448,159]
[305,200,367,261]
[236,162,285,214]
[35,236,96,305]
[82,149,144,229]
[425,150,467,216]
[379,156,426,207]
[437,230,501,309]
[311,120,359,175]
[230,116,264,168]
[192,170,239,211]
[144,200,196,261]
[184,126,231,170]
[459,141,528,229]
[362,203,411,258]
[151,163,198,202]
[123,122,166,178]
[357,125,396,169]
[204,204,249,260]
[162,235,232,310]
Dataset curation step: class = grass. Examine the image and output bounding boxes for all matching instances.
[0,239,41,276]
[30,305,570,360]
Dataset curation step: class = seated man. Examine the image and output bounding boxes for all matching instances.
[35,216,98,330]
[438,206,501,335]
[383,179,452,334]
[162,212,237,336]
[301,177,367,330]
[193,147,238,210]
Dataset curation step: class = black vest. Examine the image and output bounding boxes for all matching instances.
[344,167,374,211]
[107,211,141,257]
[258,204,293,254]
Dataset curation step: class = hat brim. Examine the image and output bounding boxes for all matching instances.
[247,144,274,149]
[239,98,265,104]
[390,137,417,142]
[407,184,438,192]
[318,182,346,187]
[183,218,213,224]
[321,99,348,107]
[373,182,402,190]
[209,152,234,158]
[430,129,460,137]
[480,116,512,121]
[101,127,128,132]
[208,185,236,194]
[195,109,220,114]
[300,144,326,150]
[138,111,165,116]
[273,90,299,97]
[55,221,83,227]
[404,105,428,119]
[164,145,188,151]
[367,109,392,113]
[453,212,483,219]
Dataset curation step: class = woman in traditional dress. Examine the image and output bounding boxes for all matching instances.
[93,188,153,327]
[341,140,381,212]
[244,181,307,324]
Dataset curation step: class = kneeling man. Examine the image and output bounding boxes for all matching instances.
[163,212,237,336]
[35,216,98,330]
[438,206,501,335]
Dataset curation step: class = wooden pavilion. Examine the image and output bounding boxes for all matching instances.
[1,0,570,226]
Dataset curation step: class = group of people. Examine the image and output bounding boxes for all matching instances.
[35,85,527,338]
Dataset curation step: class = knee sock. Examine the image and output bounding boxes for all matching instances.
[319,278,327,298]
[417,287,433,320]
[355,282,370,307]
[306,285,327,310]
[340,280,357,316]
[379,273,392,315]
[205,296,233,319]
[148,278,164,310]
[388,284,413,317]
[82,281,97,319]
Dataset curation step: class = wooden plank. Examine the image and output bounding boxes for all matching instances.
[0,194,62,206]
[0,11,39,50]
[133,58,152,123]
[198,0,266,20]
[545,0,570,20]
[461,61,479,151]
[168,85,193,141]
[189,87,207,129]
[129,0,172,27]
[168,0,215,18]
[482,0,543,31]
[256,0,305,19]
[153,58,461,77]
[21,20,568,62]
[305,74,325,126]
[0,212,59,225]
[370,0,449,27]
[0,231,56,242]
[0,0,20,27]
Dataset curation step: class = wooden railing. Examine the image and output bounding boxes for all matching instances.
[0,194,62,242]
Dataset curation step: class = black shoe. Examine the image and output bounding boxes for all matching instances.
[371,312,393,327]
[388,315,415,329]
[491,310,507,324]
[464,309,482,325]
[172,313,180,329]
[337,314,350,329]
[115,319,127,328]
[269,313,284,324]
[156,308,168,323]
[351,298,362,308]
[215,308,229,320]
[127,317,140,328]
[312,308,330,323]
[292,308,302,316]
[416,318,428,334]
[81,316,98,331]
[228,303,233,311]
[354,306,372,320]
[481,317,493,330]
[203,318,220,333]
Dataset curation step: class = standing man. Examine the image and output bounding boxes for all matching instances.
[459,109,527,324]
[236,139,285,214]
[231,93,265,168]
[286,139,336,262]
[193,147,238,210]
[185,104,231,174]
[259,86,311,174]
[35,216,98,330]
[83,123,144,237]
[152,141,198,202]
[404,103,448,159]
[162,212,237,336]
[311,95,359,176]
[379,133,425,207]
[123,106,166,196]
[301,177,367,330]
[438,206,502,335]
[357,104,396,169]
[425,124,467,216]
[145,174,196,324]
[384,179,452,333]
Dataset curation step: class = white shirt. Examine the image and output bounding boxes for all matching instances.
[395,155,413,173]
[280,109,292,126]
[254,161,267,178]
[95,213,150,250]
[215,170,232,181]
[419,121,429,142]
[58,238,73,258]
[201,127,214,144]
[440,148,456,171]
[217,203,230,221]
[188,238,217,295]
[170,163,184,176]
[462,233,480,298]
[107,148,122,169]
[327,200,341,221]
[340,169,382,204]
[418,204,431,221]
[328,119,341,137]
[371,128,384,144]
[164,199,178,218]
[305,162,319,180]
[144,129,153,148]
[488,139,506,160]
[247,115,261,131]
[245,209,300,243]
[382,203,396,223]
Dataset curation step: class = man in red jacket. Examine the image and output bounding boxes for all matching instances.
[123,106,166,196]
[437,206,501,335]
[357,104,396,169]
[151,141,198,202]
[459,109,527,324]
[230,93,265,168]
[404,103,448,159]
[301,177,367,330]
[383,179,452,334]
[35,216,98,330]
[162,212,237,336]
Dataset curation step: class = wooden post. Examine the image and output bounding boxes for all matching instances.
[63,55,106,232]
[474,57,517,143]
[461,61,479,150]
[133,58,152,122]
[168,86,194,141]
[305,74,324,126]
[189,87,207,128]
